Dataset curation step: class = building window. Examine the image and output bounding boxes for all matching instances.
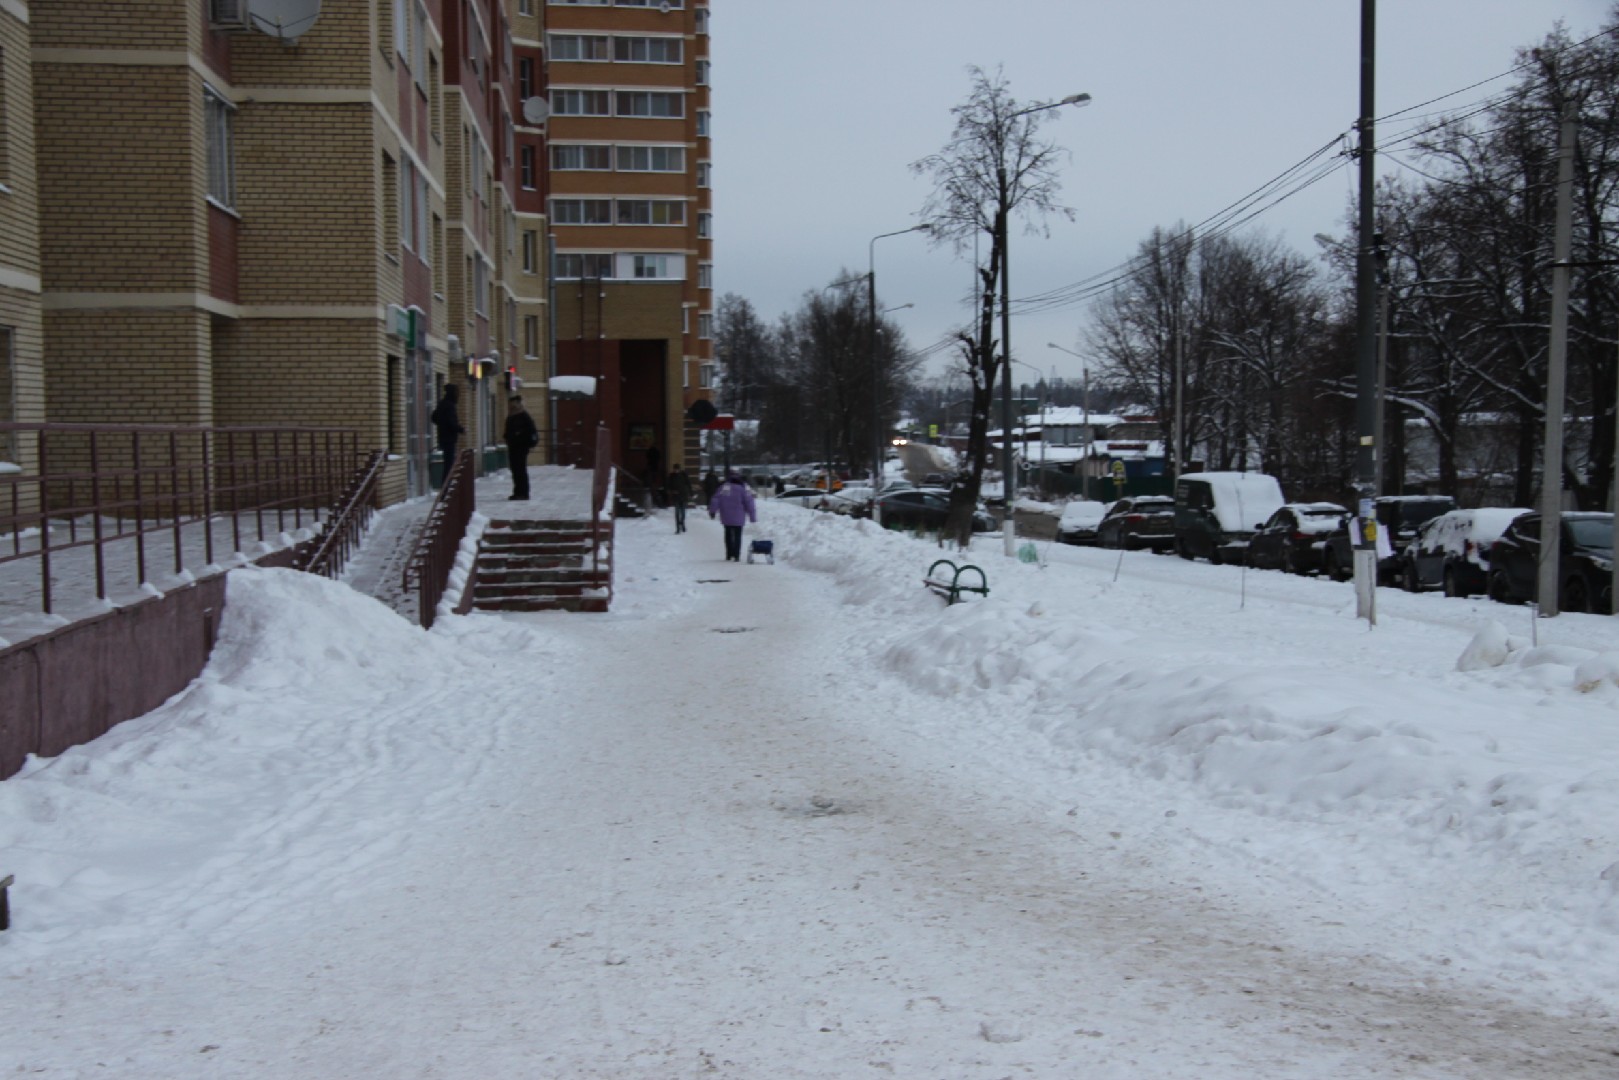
[432,213,445,293]
[507,297,518,351]
[549,0,608,5]
[411,1,428,86]
[401,158,415,251]
[552,144,612,171]
[615,91,683,119]
[0,47,8,186]
[616,0,683,7]
[382,152,398,256]
[549,34,608,61]
[631,254,671,279]
[697,211,711,239]
[504,112,515,165]
[551,199,613,225]
[518,58,534,99]
[696,160,711,188]
[616,199,685,226]
[696,109,710,137]
[555,253,614,279]
[615,145,683,172]
[695,59,709,86]
[474,258,489,315]
[551,89,611,116]
[204,87,235,208]
[697,262,712,290]
[523,314,540,358]
[698,362,715,389]
[522,230,538,273]
[429,55,443,140]
[394,0,407,57]
[698,313,713,340]
[694,8,708,33]
[613,37,682,64]
[518,0,533,13]
[520,145,536,188]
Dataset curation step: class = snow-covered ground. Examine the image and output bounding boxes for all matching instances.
[4,489,1619,1077]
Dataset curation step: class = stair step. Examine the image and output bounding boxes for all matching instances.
[472,594,611,613]
[476,569,609,588]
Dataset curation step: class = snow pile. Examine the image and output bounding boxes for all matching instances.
[0,567,528,958]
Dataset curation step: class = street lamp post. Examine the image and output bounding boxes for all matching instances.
[999,92,1090,555]
[869,226,929,527]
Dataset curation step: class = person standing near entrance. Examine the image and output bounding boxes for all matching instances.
[708,470,756,562]
[503,395,538,501]
[431,384,463,485]
[666,463,693,534]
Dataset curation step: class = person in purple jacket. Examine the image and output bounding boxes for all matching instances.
[708,470,757,562]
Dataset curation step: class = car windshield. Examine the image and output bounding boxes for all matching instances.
[1568,518,1613,549]
[1383,499,1455,527]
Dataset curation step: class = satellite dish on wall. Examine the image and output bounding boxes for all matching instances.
[248,0,322,42]
[522,97,550,126]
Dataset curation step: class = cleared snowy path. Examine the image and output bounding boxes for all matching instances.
[5,508,1618,1076]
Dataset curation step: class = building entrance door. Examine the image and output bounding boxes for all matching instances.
[404,347,432,497]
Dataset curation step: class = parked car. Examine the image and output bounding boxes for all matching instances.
[1055,500,1110,545]
[1173,472,1286,564]
[1397,507,1528,596]
[775,486,831,510]
[1486,511,1614,613]
[1245,503,1349,574]
[1322,495,1457,585]
[878,489,996,533]
[822,486,874,518]
[1095,496,1176,551]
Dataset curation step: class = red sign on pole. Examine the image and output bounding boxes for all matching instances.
[702,413,736,431]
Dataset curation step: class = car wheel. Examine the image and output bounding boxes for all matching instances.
[1402,561,1421,592]
[1122,535,1139,551]
[1176,536,1192,561]
[1488,570,1522,606]
[1323,551,1343,582]
[1563,577,1590,614]
[1442,565,1463,598]
[1209,546,1224,566]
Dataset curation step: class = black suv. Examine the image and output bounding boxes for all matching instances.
[1322,495,1457,585]
[1486,512,1614,613]
[1095,496,1176,551]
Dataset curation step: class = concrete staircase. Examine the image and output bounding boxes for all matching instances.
[471,517,612,613]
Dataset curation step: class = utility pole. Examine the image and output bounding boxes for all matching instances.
[1538,103,1577,618]
[1353,0,1380,625]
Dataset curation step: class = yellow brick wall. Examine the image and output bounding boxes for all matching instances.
[30,0,192,51]
[43,307,213,425]
[235,102,378,305]
[229,0,372,89]
[32,65,204,292]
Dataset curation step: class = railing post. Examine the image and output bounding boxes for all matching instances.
[169,429,183,577]
[38,431,52,614]
[202,429,215,567]
[133,431,147,587]
[89,429,106,601]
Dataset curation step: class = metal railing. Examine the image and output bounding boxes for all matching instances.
[403,448,476,628]
[0,423,364,616]
[591,426,615,609]
[301,450,387,580]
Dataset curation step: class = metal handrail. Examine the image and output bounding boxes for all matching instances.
[300,450,386,580]
[403,449,476,628]
[591,426,615,609]
[1,423,363,615]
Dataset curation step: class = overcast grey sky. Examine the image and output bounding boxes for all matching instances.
[712,0,1612,384]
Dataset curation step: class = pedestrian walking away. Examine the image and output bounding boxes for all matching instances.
[666,463,694,534]
[708,469,757,562]
[701,469,720,505]
[430,384,464,485]
[503,394,538,501]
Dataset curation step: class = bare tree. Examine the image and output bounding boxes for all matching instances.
[912,66,1075,547]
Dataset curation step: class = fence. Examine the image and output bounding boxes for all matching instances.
[301,450,387,580]
[403,448,476,628]
[0,423,364,618]
[591,425,615,609]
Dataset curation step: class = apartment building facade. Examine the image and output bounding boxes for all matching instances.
[1,0,713,499]
[539,0,713,477]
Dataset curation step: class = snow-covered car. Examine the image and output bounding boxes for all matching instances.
[1245,503,1349,574]
[774,486,831,510]
[1322,495,1457,584]
[1398,507,1528,596]
[1095,496,1176,551]
[1055,500,1110,545]
[878,489,996,533]
[1173,472,1286,564]
[822,486,874,518]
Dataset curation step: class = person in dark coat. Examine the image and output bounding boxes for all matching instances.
[666,463,694,534]
[708,470,757,562]
[502,395,538,501]
[430,384,464,484]
[701,469,721,504]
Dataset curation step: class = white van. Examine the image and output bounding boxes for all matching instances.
[1173,471,1286,564]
